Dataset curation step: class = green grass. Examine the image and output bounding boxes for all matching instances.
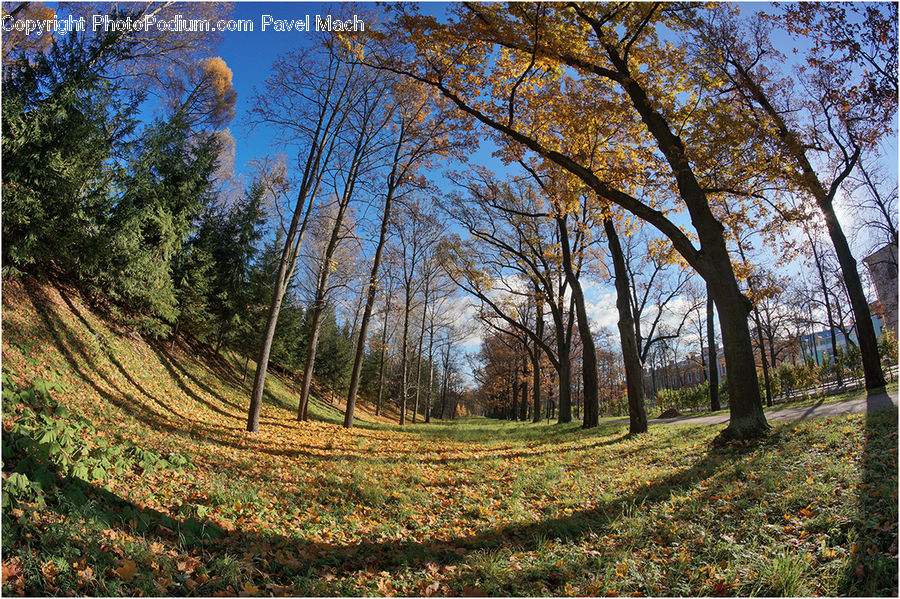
[3,277,898,596]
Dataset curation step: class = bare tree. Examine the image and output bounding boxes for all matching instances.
[245,42,361,432]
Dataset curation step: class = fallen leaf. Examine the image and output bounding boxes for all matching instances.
[115,560,137,581]
[241,580,260,596]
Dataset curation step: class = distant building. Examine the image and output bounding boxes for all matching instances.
[797,315,884,364]
[643,347,726,398]
[863,243,898,336]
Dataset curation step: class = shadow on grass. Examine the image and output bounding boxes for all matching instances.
[838,399,898,596]
[18,278,186,426]
[5,423,742,596]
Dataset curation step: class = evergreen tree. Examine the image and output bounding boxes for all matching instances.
[315,309,353,399]
[2,33,138,275]
[100,116,219,336]
[193,180,268,352]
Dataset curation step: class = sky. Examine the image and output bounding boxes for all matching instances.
[208,2,510,377]
[183,2,896,374]
[46,2,897,382]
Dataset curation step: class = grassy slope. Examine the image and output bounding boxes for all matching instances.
[2,276,897,597]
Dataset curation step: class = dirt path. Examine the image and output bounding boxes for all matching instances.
[651,389,898,426]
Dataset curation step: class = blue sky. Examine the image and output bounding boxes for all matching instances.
[217,3,465,182]
[45,2,896,373]
[209,2,894,347]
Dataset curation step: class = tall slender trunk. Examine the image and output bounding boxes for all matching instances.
[375,288,392,417]
[297,296,325,421]
[412,277,430,424]
[753,306,773,407]
[440,367,449,419]
[554,281,574,424]
[811,240,841,386]
[399,290,413,425]
[510,372,518,421]
[247,249,295,432]
[298,141,364,420]
[521,352,529,421]
[533,288,544,423]
[345,183,397,427]
[707,285,720,411]
[557,348,571,424]
[425,353,434,423]
[604,218,648,434]
[246,64,352,433]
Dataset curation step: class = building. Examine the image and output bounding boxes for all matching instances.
[795,315,885,365]
[863,243,898,336]
[643,346,726,397]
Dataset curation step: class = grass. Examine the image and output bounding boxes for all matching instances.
[2,276,898,596]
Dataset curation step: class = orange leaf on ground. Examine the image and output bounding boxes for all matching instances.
[114,560,137,581]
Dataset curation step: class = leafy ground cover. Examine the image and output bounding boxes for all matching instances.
[2,277,898,596]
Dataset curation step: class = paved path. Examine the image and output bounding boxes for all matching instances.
[651,389,898,426]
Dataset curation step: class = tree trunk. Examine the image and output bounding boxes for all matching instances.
[533,290,544,423]
[820,201,884,389]
[345,184,397,427]
[440,367,449,419]
[297,296,325,421]
[605,218,648,434]
[557,349,572,424]
[375,290,392,417]
[707,285,720,411]
[412,278,430,424]
[558,215,600,428]
[753,306,773,407]
[734,62,885,392]
[510,374,518,421]
[247,256,293,432]
[399,291,413,425]
[425,360,434,423]
[811,240,842,386]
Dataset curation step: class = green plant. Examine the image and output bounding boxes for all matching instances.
[2,372,191,508]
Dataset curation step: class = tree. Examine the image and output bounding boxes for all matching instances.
[445,174,578,424]
[706,284,720,411]
[2,29,139,276]
[296,73,391,421]
[190,180,268,353]
[698,5,893,393]
[102,116,220,336]
[245,41,362,432]
[604,216,647,434]
[394,199,441,425]
[372,3,770,438]
[344,80,461,428]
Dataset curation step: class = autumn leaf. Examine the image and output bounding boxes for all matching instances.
[176,557,201,575]
[114,560,137,581]
[40,561,59,587]
[241,580,260,596]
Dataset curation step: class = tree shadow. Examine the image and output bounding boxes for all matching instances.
[152,346,247,422]
[56,289,163,406]
[227,437,746,594]
[838,400,898,596]
[17,279,185,425]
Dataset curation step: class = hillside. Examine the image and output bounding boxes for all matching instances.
[2,276,897,596]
